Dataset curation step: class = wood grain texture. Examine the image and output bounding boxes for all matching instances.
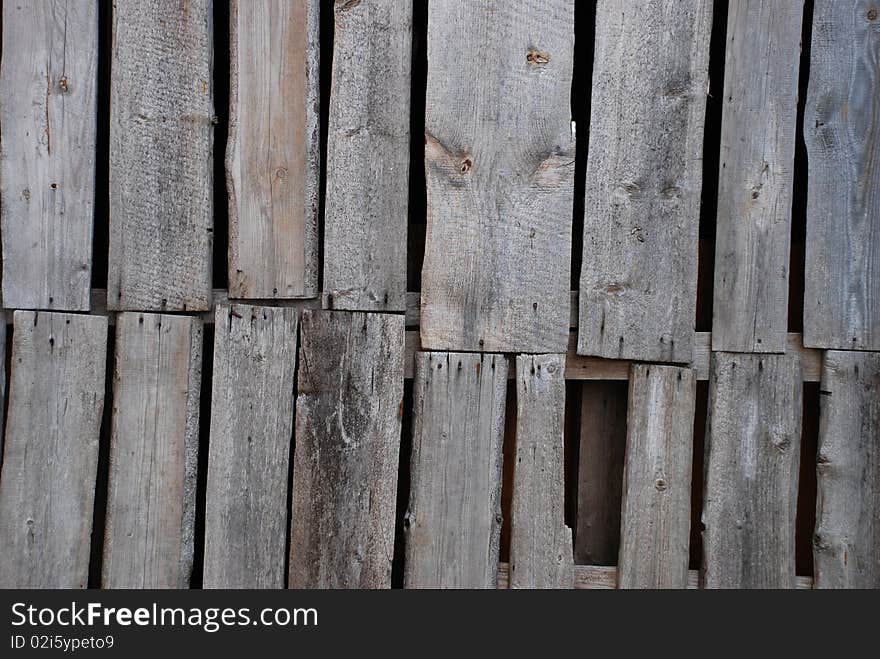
[510,354,573,588]
[813,351,880,588]
[103,313,202,589]
[803,1,880,350]
[227,0,320,299]
[323,0,411,312]
[702,352,803,588]
[108,0,213,312]
[578,0,712,363]
[712,0,804,353]
[203,304,298,588]
[289,310,404,588]
[0,311,107,588]
[0,0,97,311]
[405,352,508,588]
[419,0,575,353]
[618,365,696,589]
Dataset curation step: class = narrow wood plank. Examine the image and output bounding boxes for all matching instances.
[103,313,202,588]
[813,351,880,588]
[578,0,712,363]
[203,304,298,588]
[323,0,411,312]
[227,0,319,299]
[109,0,213,312]
[803,1,880,350]
[711,0,804,353]
[289,310,404,588]
[510,354,573,588]
[702,352,803,588]
[0,312,107,588]
[0,1,97,311]
[405,352,508,588]
[419,1,575,353]
[618,365,696,588]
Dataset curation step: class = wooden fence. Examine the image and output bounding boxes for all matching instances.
[0,0,877,589]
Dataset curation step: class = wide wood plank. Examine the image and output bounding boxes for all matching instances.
[803,1,880,350]
[203,304,298,588]
[227,0,319,299]
[419,1,575,353]
[813,351,880,588]
[712,0,804,353]
[0,312,107,588]
[702,353,803,588]
[109,0,214,312]
[323,0,411,312]
[0,1,98,311]
[103,313,202,588]
[578,0,712,363]
[405,352,508,588]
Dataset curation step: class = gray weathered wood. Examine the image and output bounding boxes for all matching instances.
[578,0,712,363]
[803,1,880,350]
[510,354,573,589]
[419,1,575,353]
[227,0,320,299]
[405,352,508,588]
[103,313,202,588]
[0,311,107,588]
[813,351,880,588]
[712,0,804,353]
[203,304,298,588]
[618,364,696,589]
[323,0,411,312]
[0,1,98,311]
[702,352,803,588]
[109,0,214,312]
[289,310,404,588]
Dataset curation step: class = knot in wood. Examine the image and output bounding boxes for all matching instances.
[526,49,550,65]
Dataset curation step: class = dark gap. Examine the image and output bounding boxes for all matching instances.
[499,379,517,564]
[390,379,413,588]
[281,323,300,588]
[90,0,112,289]
[0,322,12,473]
[211,0,230,289]
[689,379,708,570]
[796,381,819,578]
[318,0,335,293]
[406,0,428,292]
[189,324,214,588]
[563,380,580,532]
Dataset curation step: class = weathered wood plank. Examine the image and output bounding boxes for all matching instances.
[102,313,202,588]
[803,1,880,350]
[323,0,410,312]
[578,0,712,363]
[0,312,107,588]
[289,310,404,588]
[618,365,696,589]
[419,1,575,353]
[405,352,508,588]
[108,0,214,312]
[813,351,880,588]
[203,304,298,588]
[712,0,804,353]
[702,352,803,588]
[510,354,573,588]
[227,0,319,299]
[0,1,98,311]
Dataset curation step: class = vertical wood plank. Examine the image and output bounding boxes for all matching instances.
[803,1,880,350]
[419,1,575,353]
[0,312,107,588]
[103,313,203,588]
[203,304,298,588]
[618,365,696,589]
[711,0,804,353]
[702,352,803,588]
[814,351,880,588]
[510,354,573,589]
[404,352,508,588]
[0,1,98,311]
[578,0,712,363]
[289,310,404,588]
[109,0,214,312]
[323,0,411,312]
[227,0,320,299]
